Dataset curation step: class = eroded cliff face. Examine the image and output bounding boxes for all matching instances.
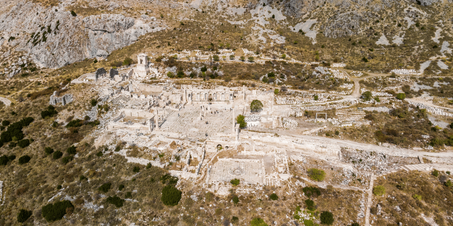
[0,0,452,72]
[0,1,166,69]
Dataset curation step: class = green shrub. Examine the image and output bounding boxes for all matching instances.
[66,146,76,155]
[362,57,368,62]
[8,155,16,161]
[45,147,54,155]
[167,72,175,78]
[18,155,31,164]
[119,184,125,191]
[161,185,182,206]
[66,119,83,128]
[213,55,220,61]
[314,95,319,101]
[232,195,239,204]
[17,209,32,223]
[304,219,314,226]
[396,93,406,100]
[70,10,77,16]
[308,168,326,182]
[41,200,73,222]
[99,182,112,193]
[0,155,9,165]
[236,115,247,129]
[320,211,334,225]
[445,180,452,187]
[123,57,133,66]
[231,216,239,223]
[41,105,58,118]
[274,89,279,95]
[62,156,73,164]
[106,195,124,208]
[432,169,439,177]
[373,185,385,196]
[53,151,63,159]
[18,139,30,148]
[96,151,103,157]
[305,199,316,211]
[90,99,98,107]
[2,120,10,126]
[230,178,240,186]
[250,100,264,112]
[250,218,268,226]
[303,186,321,198]
[133,166,140,173]
[361,91,372,101]
[351,223,360,226]
[269,193,278,200]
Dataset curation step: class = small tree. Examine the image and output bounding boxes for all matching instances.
[308,168,326,182]
[133,166,140,173]
[236,115,247,128]
[17,209,32,223]
[274,89,279,95]
[240,56,245,61]
[41,200,73,222]
[281,54,286,59]
[230,55,235,60]
[18,155,31,165]
[248,57,254,62]
[445,180,452,187]
[45,147,54,155]
[362,91,372,101]
[305,199,316,211]
[161,185,182,206]
[70,11,77,17]
[250,100,264,112]
[18,139,30,148]
[213,55,220,61]
[90,99,98,107]
[53,151,62,159]
[373,185,385,196]
[314,95,319,101]
[320,211,334,225]
[396,93,406,100]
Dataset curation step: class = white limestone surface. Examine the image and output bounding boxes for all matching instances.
[376,34,390,45]
[290,19,318,44]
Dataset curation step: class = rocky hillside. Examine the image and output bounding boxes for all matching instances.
[0,0,452,75]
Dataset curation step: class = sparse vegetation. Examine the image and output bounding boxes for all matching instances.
[308,168,326,182]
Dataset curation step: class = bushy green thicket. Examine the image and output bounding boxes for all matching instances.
[106,195,125,208]
[161,185,182,206]
[303,186,321,198]
[18,155,31,164]
[269,193,279,200]
[41,200,73,222]
[17,139,30,148]
[0,117,34,143]
[41,105,58,118]
[320,211,334,225]
[17,209,32,223]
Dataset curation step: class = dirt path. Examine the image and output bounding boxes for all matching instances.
[365,173,375,226]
